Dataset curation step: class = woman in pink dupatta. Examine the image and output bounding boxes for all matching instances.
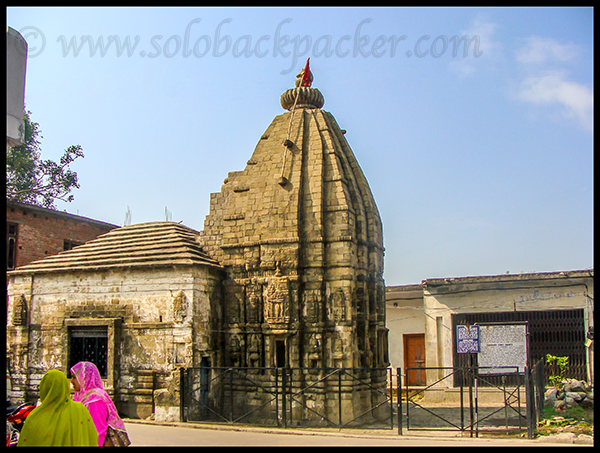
[69,361,128,446]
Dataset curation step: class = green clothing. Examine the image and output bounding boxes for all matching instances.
[17,369,99,447]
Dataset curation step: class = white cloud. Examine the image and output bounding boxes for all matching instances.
[448,18,502,77]
[514,36,593,132]
[516,36,579,65]
[465,19,501,58]
[517,71,593,131]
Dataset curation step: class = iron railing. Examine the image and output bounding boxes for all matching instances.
[180,365,547,438]
[180,367,394,429]
[401,366,525,435]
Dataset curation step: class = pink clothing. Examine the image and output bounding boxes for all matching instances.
[70,361,127,447]
[87,399,109,446]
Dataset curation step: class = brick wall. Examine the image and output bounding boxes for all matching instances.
[7,202,118,268]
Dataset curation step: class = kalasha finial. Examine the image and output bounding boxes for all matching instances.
[280,58,324,110]
[295,58,313,87]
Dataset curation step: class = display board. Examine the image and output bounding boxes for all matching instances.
[456,325,480,353]
[478,323,528,374]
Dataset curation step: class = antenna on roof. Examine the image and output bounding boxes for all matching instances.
[124,206,132,226]
[165,207,172,222]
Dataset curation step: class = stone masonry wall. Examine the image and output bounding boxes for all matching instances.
[6,265,223,418]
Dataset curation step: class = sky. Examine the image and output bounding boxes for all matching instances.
[7,7,594,286]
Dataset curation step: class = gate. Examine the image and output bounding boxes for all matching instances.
[399,366,531,437]
[181,367,394,429]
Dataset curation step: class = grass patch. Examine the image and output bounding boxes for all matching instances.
[537,405,594,437]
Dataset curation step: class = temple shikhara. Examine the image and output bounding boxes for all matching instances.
[7,61,388,425]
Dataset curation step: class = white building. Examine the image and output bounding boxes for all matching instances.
[386,269,594,393]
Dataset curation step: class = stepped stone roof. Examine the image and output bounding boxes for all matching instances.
[9,221,222,275]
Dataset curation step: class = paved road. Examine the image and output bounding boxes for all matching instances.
[123,421,578,446]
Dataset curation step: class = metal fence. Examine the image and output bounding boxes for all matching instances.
[399,366,527,436]
[180,367,394,429]
[398,364,546,438]
[180,365,547,437]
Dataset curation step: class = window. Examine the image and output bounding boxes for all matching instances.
[7,223,18,270]
[69,327,108,378]
[64,319,118,391]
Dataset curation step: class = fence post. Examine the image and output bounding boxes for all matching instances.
[397,368,402,435]
[469,367,474,437]
[524,366,535,439]
[475,362,481,438]
[275,368,279,426]
[460,368,464,431]
[281,368,287,428]
[502,375,508,430]
[338,369,342,427]
[389,368,394,430]
[179,367,185,422]
[536,359,545,419]
[228,368,233,423]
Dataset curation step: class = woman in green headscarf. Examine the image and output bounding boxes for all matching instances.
[17,369,99,446]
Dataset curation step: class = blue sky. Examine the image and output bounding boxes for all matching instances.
[7,7,593,285]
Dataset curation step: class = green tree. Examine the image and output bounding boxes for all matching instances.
[6,110,84,209]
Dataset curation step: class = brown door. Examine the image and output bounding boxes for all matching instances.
[404,333,426,386]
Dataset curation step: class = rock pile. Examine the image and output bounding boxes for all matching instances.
[544,378,594,410]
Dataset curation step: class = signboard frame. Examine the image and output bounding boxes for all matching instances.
[456,324,480,354]
[477,321,530,375]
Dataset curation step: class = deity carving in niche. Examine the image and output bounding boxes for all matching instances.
[264,266,290,323]
[307,333,322,367]
[12,294,28,326]
[172,290,187,323]
[329,288,347,322]
[245,279,262,323]
[303,290,320,322]
[331,332,346,368]
[247,333,262,368]
[228,334,242,367]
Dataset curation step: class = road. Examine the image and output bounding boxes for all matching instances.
[123,421,578,446]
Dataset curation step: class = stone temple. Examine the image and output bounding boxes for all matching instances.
[6,63,388,424]
[200,63,387,372]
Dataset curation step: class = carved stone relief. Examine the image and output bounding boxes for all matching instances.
[264,267,290,324]
[172,290,187,323]
[247,333,262,368]
[12,294,28,326]
[307,333,322,367]
[329,288,346,322]
[245,280,263,323]
[228,334,242,367]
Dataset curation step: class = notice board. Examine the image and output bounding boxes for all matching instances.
[478,323,528,374]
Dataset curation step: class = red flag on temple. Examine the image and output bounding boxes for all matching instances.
[301,58,312,87]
